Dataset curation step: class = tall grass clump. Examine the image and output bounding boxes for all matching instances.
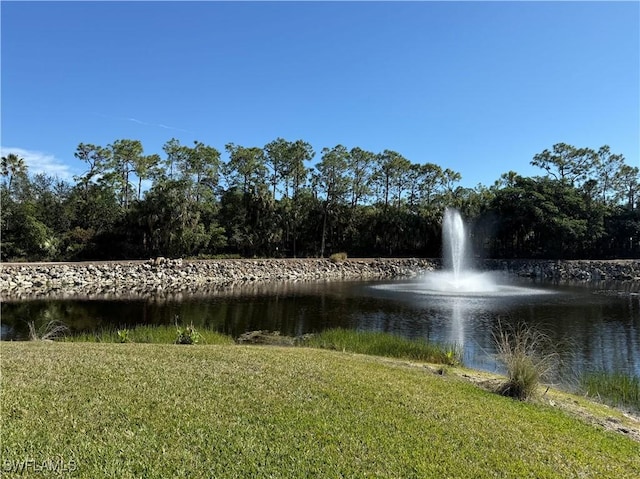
[580,370,640,411]
[303,328,461,366]
[493,321,558,401]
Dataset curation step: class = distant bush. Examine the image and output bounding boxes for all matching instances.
[175,323,202,345]
[329,252,348,263]
[190,253,242,260]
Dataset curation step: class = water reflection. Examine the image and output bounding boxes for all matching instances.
[2,278,639,379]
[450,298,465,349]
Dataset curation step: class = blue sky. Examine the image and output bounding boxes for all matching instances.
[1,1,638,188]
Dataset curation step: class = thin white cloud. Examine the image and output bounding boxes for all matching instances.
[0,146,75,181]
[95,113,194,134]
[158,123,192,133]
[128,117,193,133]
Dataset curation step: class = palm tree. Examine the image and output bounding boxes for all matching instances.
[1,152,27,192]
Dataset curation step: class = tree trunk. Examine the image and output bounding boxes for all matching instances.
[320,204,328,258]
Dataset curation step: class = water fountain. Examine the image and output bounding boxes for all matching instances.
[443,207,466,280]
[373,207,549,297]
[421,207,500,294]
[370,207,552,352]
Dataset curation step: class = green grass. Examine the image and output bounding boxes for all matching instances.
[63,324,234,345]
[302,327,462,365]
[2,342,638,478]
[581,370,640,411]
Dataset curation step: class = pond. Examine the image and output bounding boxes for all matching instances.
[2,276,639,381]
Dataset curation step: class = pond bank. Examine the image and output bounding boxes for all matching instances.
[486,258,640,282]
[1,257,639,300]
[0,258,436,300]
[2,342,639,478]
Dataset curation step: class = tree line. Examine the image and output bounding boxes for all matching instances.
[1,139,638,261]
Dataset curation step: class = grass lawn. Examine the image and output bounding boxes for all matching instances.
[2,342,639,478]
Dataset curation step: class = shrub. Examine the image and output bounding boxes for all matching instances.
[175,323,201,345]
[329,252,348,263]
[493,321,558,401]
[191,253,242,260]
[117,329,131,343]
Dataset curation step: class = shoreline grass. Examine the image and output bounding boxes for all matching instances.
[301,327,462,366]
[581,370,640,411]
[63,326,461,366]
[2,342,639,478]
[63,324,234,345]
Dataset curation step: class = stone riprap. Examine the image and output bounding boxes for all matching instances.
[0,258,436,300]
[1,258,639,301]
[485,259,640,282]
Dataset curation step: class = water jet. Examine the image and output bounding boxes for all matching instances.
[422,207,501,295]
[372,207,550,297]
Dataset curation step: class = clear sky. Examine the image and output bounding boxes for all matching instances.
[1,1,638,188]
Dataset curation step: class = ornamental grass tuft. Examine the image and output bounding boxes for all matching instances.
[27,320,69,341]
[493,321,558,401]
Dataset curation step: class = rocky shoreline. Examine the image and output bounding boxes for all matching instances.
[0,258,436,300]
[1,257,639,301]
[485,259,640,282]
